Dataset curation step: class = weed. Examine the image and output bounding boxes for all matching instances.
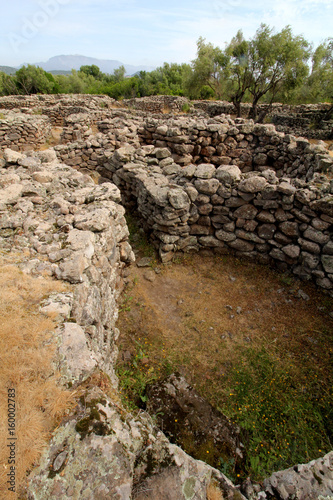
[181,103,191,113]
[116,340,159,411]
[0,112,5,120]
[119,293,133,312]
[279,273,294,286]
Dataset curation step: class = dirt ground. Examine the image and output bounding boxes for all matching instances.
[117,252,333,405]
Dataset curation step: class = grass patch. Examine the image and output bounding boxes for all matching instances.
[223,346,332,480]
[116,338,174,412]
[116,253,333,482]
[0,255,75,496]
[181,103,191,113]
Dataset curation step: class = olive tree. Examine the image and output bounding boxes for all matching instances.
[189,25,311,120]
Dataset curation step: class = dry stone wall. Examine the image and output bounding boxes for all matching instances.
[0,148,246,500]
[103,144,333,294]
[192,101,333,140]
[0,111,52,151]
[0,94,119,126]
[138,115,333,179]
[0,147,134,385]
[122,95,190,113]
[55,110,144,169]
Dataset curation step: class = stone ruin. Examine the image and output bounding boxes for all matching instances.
[0,94,332,499]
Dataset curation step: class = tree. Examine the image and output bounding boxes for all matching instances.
[0,72,18,96]
[189,25,311,120]
[15,65,56,94]
[224,30,252,117]
[80,64,102,79]
[246,25,311,121]
[185,37,227,99]
[307,39,333,104]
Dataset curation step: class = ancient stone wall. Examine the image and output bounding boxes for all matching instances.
[192,101,333,139]
[0,94,119,126]
[0,147,134,385]
[138,115,332,179]
[101,144,333,294]
[0,111,52,151]
[55,111,144,169]
[122,95,190,113]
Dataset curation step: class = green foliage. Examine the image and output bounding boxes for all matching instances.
[185,37,228,99]
[223,347,332,480]
[80,64,102,79]
[0,26,330,106]
[116,340,160,411]
[306,38,333,104]
[187,25,311,119]
[15,65,57,94]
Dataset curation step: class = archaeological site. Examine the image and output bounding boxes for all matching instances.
[0,94,332,499]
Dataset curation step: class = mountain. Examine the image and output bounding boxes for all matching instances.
[31,55,155,76]
[0,66,16,75]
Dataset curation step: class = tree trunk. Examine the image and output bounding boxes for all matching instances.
[232,97,242,117]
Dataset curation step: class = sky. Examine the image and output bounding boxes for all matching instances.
[1,0,332,69]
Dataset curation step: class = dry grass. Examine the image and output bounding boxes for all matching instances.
[0,255,75,498]
[207,482,224,500]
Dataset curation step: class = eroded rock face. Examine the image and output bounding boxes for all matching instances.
[146,373,246,473]
[260,452,333,500]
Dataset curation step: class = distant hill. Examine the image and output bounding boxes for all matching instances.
[30,55,155,76]
[0,66,16,75]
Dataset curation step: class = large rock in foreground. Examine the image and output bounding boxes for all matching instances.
[146,373,246,473]
[27,386,246,500]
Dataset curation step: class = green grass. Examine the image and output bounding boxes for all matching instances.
[116,339,174,412]
[222,347,332,480]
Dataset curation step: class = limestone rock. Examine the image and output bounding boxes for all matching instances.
[262,452,333,500]
[74,208,111,232]
[4,148,26,164]
[58,323,97,383]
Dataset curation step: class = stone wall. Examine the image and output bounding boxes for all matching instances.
[0,94,119,126]
[0,147,134,384]
[138,115,332,179]
[0,111,52,151]
[0,148,246,500]
[55,110,144,169]
[192,101,333,139]
[101,144,333,294]
[122,95,190,113]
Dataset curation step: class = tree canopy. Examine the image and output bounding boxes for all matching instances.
[0,25,332,115]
